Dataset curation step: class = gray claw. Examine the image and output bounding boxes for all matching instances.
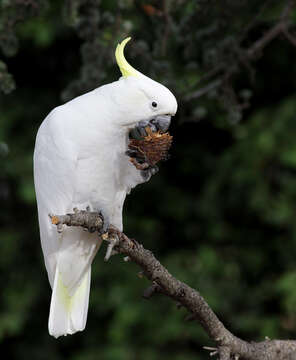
[130,128,142,140]
[149,124,158,132]
[125,149,138,158]
[141,165,159,181]
[138,119,149,128]
[130,114,172,140]
[101,218,110,234]
[150,165,159,175]
[130,119,159,140]
[95,209,110,235]
[138,127,148,137]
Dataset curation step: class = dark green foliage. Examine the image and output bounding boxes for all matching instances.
[0,0,48,93]
[1,1,296,359]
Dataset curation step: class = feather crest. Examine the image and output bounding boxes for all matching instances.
[115,37,141,78]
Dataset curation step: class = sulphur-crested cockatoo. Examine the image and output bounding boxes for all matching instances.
[34,37,177,338]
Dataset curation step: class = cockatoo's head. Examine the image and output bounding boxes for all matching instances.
[113,37,177,134]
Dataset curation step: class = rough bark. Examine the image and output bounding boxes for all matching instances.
[51,210,296,360]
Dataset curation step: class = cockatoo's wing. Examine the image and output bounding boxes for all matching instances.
[34,107,101,337]
[34,108,77,286]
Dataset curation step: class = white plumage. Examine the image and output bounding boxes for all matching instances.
[34,39,177,338]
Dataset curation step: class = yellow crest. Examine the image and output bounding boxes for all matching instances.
[115,37,140,78]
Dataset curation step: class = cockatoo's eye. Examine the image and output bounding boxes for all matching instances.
[151,101,158,108]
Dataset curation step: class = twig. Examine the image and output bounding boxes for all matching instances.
[184,78,223,101]
[51,210,296,360]
[186,0,296,101]
[246,21,285,58]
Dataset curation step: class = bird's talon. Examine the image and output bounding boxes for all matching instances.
[125,149,138,158]
[104,235,119,261]
[130,158,150,170]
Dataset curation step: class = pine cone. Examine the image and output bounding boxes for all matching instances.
[128,127,173,168]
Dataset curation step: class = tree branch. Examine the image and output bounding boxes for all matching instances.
[51,210,296,360]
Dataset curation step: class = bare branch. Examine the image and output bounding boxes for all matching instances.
[51,210,296,360]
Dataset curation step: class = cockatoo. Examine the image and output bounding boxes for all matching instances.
[34,37,177,338]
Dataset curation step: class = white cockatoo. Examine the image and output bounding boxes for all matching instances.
[34,37,177,338]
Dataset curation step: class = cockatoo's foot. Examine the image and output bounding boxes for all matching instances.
[130,119,157,140]
[141,165,159,181]
[129,115,171,140]
[75,206,109,234]
[129,157,150,170]
[92,208,109,235]
[102,225,122,261]
[73,206,109,235]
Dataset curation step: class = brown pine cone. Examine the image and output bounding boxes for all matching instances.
[128,127,173,169]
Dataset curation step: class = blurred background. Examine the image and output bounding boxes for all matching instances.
[1,0,296,359]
